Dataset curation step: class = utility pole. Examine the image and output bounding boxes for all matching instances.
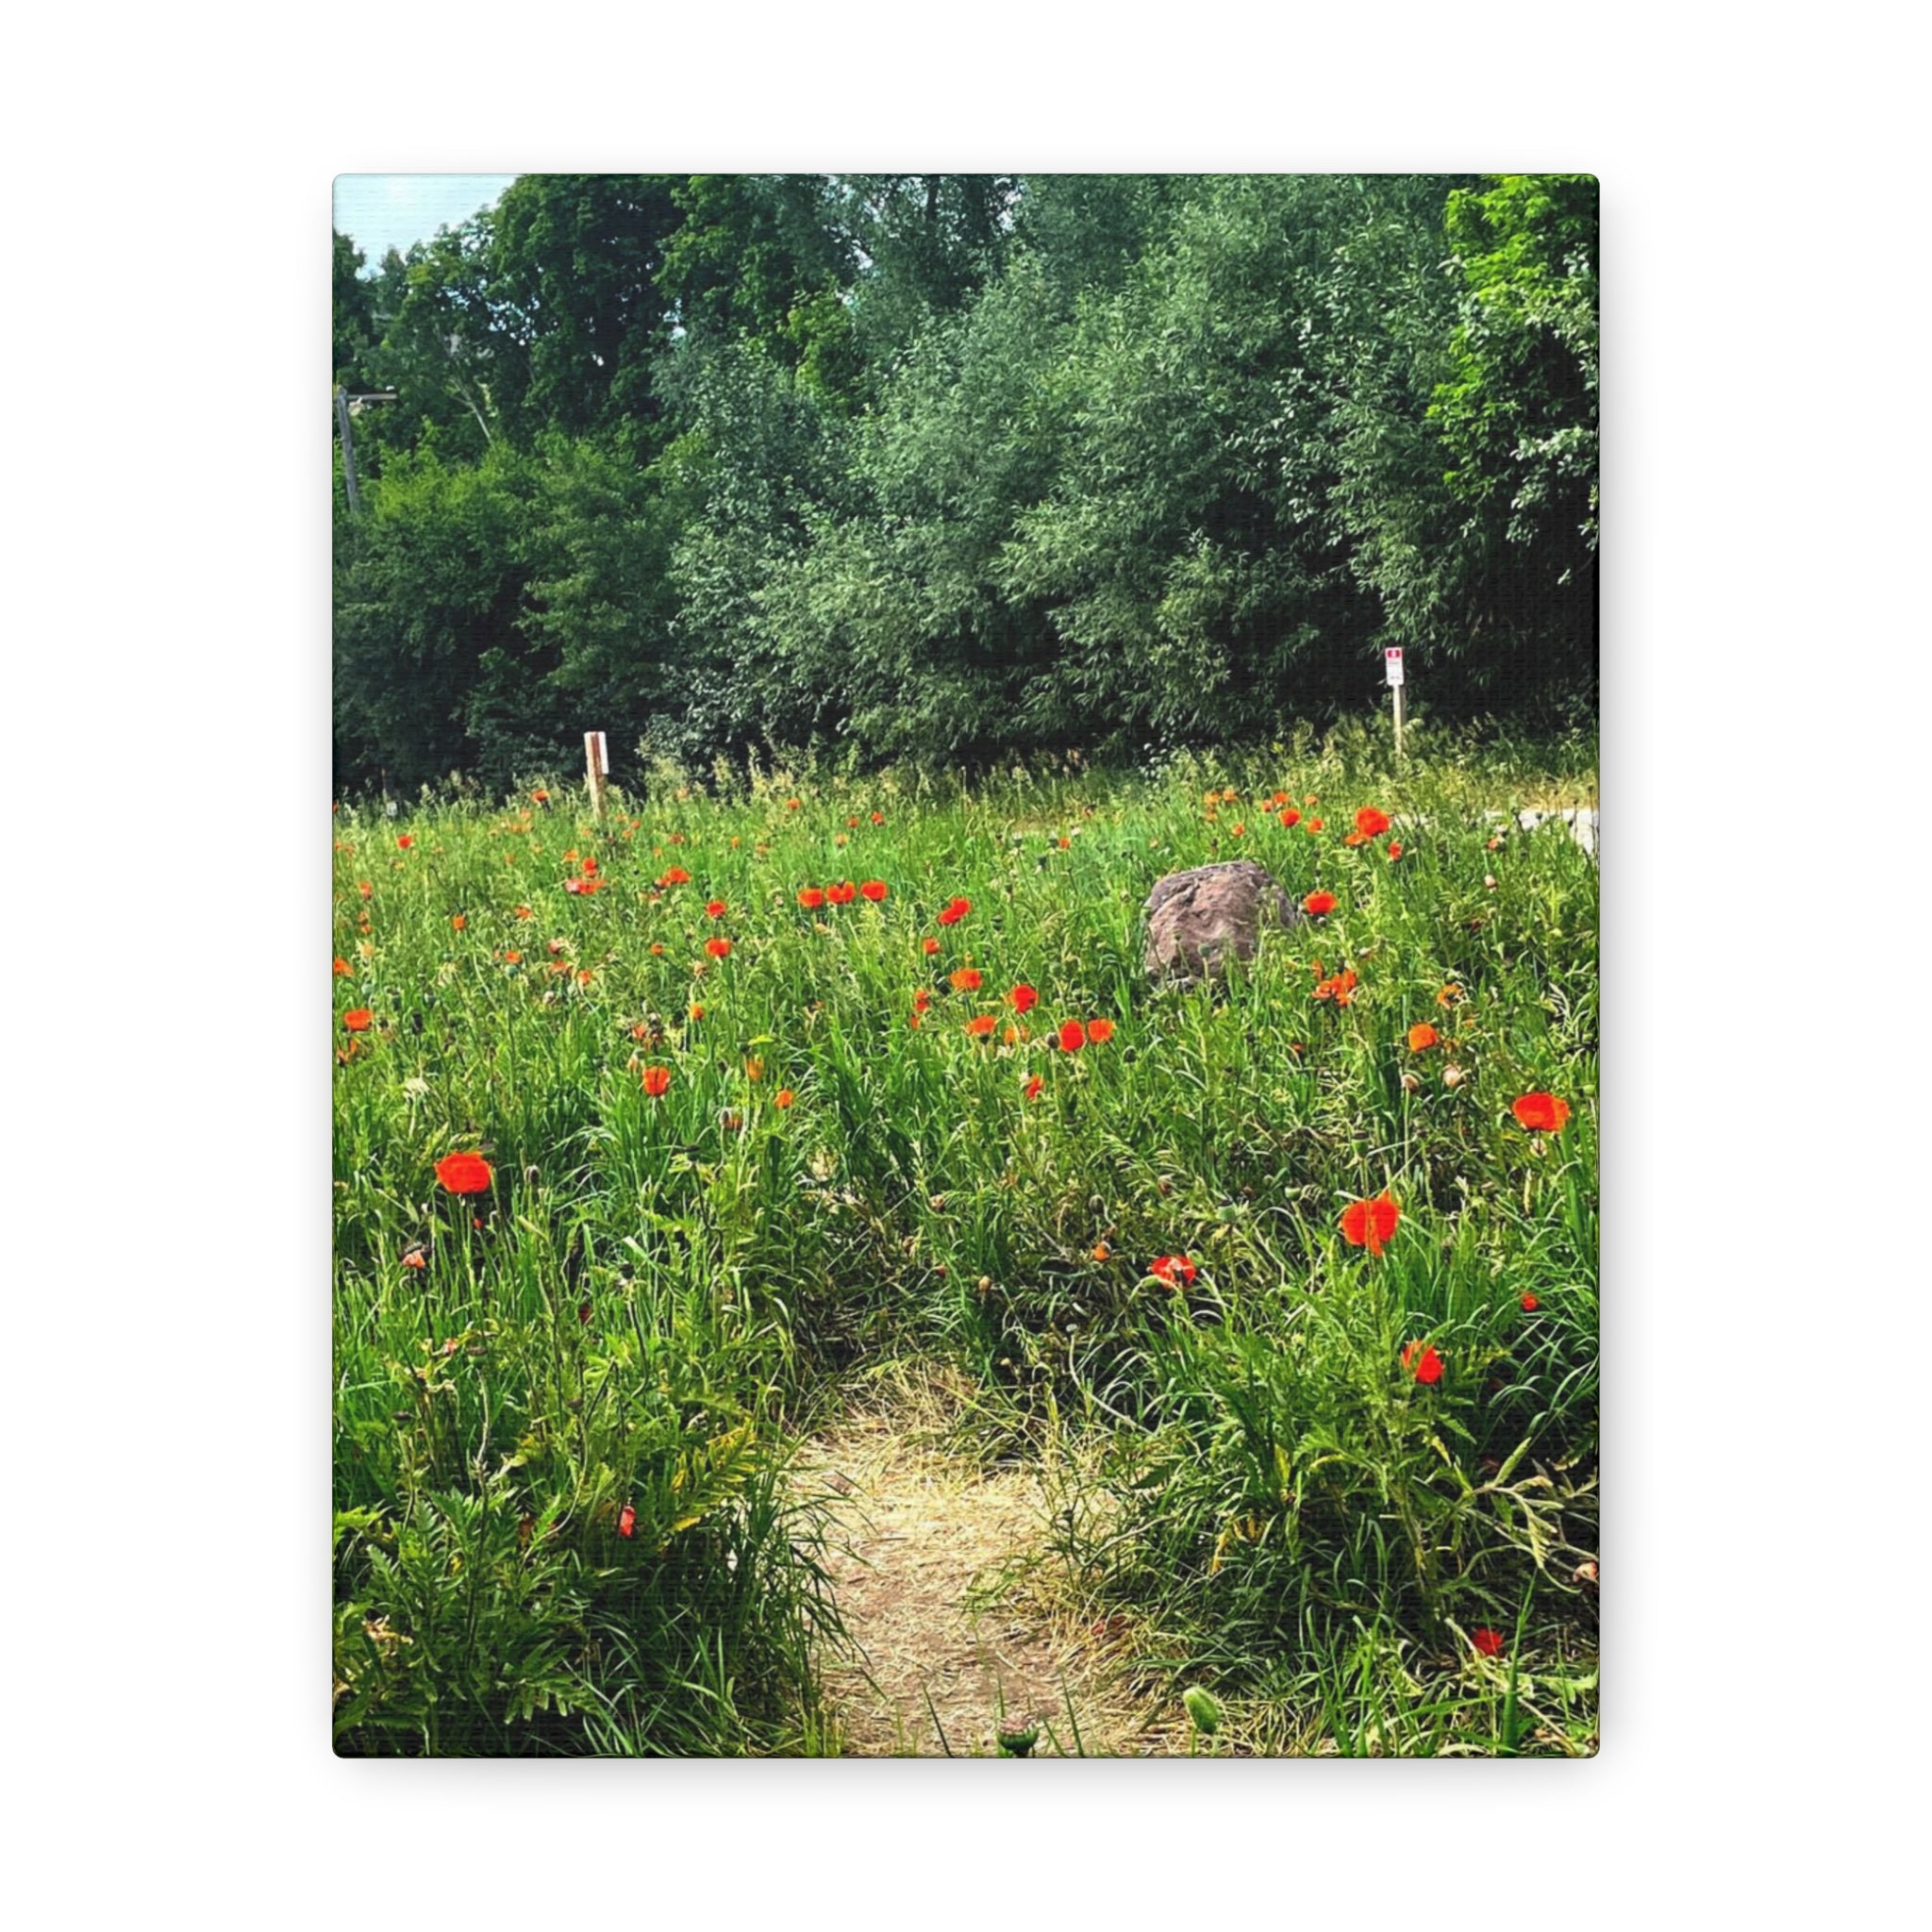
[334,389,398,515]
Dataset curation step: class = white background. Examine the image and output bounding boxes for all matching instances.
[1,5,1921,1924]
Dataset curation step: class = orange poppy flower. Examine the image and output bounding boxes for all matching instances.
[908,1011,923,1029]
[333,958,352,976]
[450,913,467,931]
[1511,1092,1571,1133]
[1401,1341,1443,1386]
[1307,818,1324,833]
[1279,808,1301,828]
[1340,1193,1399,1255]
[1058,1020,1086,1053]
[514,905,533,920]
[532,789,549,804]
[774,1089,795,1108]
[1024,1074,1043,1101]
[860,880,889,901]
[1230,824,1244,838]
[1355,807,1391,838]
[828,882,857,905]
[1387,842,1403,861]
[342,1008,373,1032]
[1092,1241,1110,1262]
[1086,1017,1115,1044]
[650,941,666,956]
[641,1066,671,1097]
[923,937,941,955]
[871,811,885,824]
[1303,891,1338,916]
[705,938,732,958]
[659,867,691,886]
[949,968,983,992]
[706,899,727,918]
[798,887,825,909]
[1407,1024,1439,1052]
[786,798,802,810]
[914,988,932,1011]
[402,1248,426,1271]
[744,1057,764,1082]
[966,1015,997,1039]
[503,950,522,964]
[1343,831,1369,847]
[435,1151,493,1194]
[689,1003,705,1021]
[358,881,373,899]
[576,969,593,987]
[1313,969,1357,1006]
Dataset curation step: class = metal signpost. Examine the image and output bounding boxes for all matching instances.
[1385,647,1406,760]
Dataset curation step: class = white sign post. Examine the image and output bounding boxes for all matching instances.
[1385,649,1407,760]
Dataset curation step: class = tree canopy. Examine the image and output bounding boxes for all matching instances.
[333,174,1598,793]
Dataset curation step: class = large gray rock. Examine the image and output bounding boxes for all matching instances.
[1141,859,1304,984]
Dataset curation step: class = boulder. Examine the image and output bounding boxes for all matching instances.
[1141,859,1303,984]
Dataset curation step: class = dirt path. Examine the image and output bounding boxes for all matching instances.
[792,1394,1161,1757]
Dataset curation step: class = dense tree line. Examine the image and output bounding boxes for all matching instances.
[333,174,1597,794]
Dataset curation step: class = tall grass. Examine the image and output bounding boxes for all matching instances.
[333,728,1598,1754]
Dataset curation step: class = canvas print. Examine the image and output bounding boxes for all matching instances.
[332,173,1599,1757]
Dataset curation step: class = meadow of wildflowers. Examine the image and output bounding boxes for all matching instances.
[333,734,1598,1755]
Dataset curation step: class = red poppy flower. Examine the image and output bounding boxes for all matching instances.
[1009,984,1038,1014]
[689,1003,705,1020]
[396,835,412,850]
[937,897,972,926]
[828,882,857,906]
[950,968,983,992]
[659,867,691,886]
[1355,807,1391,838]
[1387,842,1403,861]
[581,856,598,875]
[860,880,888,902]
[532,789,549,805]
[1401,1340,1443,1386]
[1520,1292,1540,1312]
[1307,818,1324,832]
[798,887,825,909]
[436,1151,493,1195]
[1024,1074,1043,1101]
[1511,1092,1571,1133]
[705,937,732,958]
[333,957,352,976]
[1058,1020,1086,1053]
[785,798,802,810]
[908,1011,923,1029]
[1340,1193,1400,1255]
[1150,1255,1198,1288]
[1279,808,1301,828]
[1304,891,1338,917]
[1407,1023,1439,1052]
[641,1066,671,1097]
[871,811,885,824]
[966,1015,996,1039]
[1312,969,1357,1006]
[706,899,726,918]
[342,1008,373,1033]
[618,1503,637,1540]
[922,937,941,955]
[1471,1626,1505,1658]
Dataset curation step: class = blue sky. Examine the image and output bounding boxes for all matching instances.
[334,175,518,271]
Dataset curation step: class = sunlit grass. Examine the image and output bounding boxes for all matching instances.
[333,728,1598,1755]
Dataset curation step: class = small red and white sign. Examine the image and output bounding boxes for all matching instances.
[1384,648,1405,688]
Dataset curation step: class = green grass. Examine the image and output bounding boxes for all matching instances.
[332,724,1598,1755]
